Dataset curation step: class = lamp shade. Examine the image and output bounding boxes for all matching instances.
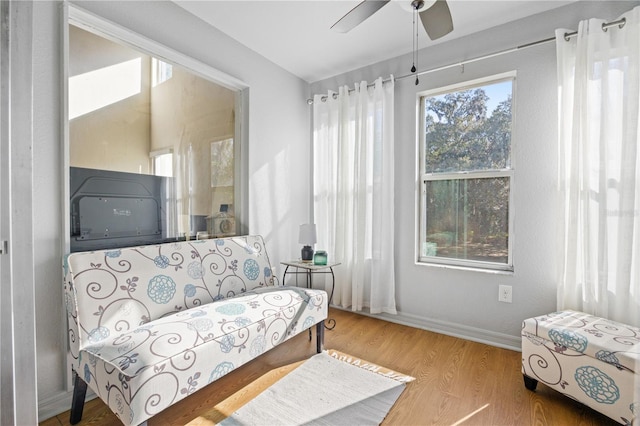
[298,224,317,245]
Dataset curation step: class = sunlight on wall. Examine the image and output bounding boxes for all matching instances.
[69,57,142,119]
[251,148,291,239]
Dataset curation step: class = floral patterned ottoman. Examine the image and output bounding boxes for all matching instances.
[522,310,639,424]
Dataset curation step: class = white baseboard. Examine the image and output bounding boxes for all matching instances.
[38,389,96,423]
[38,391,72,423]
[332,306,522,352]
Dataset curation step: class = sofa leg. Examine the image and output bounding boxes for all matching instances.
[316,321,325,353]
[523,374,538,391]
[70,372,88,425]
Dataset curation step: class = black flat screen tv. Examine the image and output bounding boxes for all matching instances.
[69,167,171,252]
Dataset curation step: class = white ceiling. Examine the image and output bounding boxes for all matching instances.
[174,0,575,83]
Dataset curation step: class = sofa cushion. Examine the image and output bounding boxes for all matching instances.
[78,286,328,425]
[522,310,640,373]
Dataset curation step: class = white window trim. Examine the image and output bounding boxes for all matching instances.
[64,4,251,253]
[416,73,516,272]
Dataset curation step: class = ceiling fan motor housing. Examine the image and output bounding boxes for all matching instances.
[404,0,437,13]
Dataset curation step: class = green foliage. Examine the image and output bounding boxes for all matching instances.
[425,88,511,173]
[423,86,512,263]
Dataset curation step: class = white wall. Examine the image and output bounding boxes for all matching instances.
[31,0,311,420]
[310,1,639,349]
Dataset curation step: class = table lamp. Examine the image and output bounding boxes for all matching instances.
[298,223,317,262]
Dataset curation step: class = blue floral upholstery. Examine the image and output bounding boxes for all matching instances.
[64,235,328,426]
[522,310,639,424]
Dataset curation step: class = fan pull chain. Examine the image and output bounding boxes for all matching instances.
[414,8,419,85]
[411,8,416,74]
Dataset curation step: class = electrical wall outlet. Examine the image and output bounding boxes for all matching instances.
[498,285,512,303]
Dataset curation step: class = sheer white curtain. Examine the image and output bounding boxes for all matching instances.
[313,77,396,314]
[175,141,194,237]
[556,6,640,327]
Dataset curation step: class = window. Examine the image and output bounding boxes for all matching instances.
[419,74,515,271]
[67,22,242,251]
[151,150,173,177]
[152,57,173,86]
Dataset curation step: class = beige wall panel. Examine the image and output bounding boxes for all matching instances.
[151,65,235,217]
[69,25,151,174]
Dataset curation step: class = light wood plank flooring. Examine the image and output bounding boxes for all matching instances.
[41,308,617,426]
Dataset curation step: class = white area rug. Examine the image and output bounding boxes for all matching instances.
[220,350,414,426]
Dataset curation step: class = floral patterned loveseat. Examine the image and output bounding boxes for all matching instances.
[522,310,639,424]
[64,235,328,426]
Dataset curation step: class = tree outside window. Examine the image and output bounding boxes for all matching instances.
[419,75,514,271]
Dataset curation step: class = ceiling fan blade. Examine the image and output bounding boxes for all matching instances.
[419,0,453,40]
[331,0,390,33]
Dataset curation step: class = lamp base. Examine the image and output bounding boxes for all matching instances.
[301,245,314,262]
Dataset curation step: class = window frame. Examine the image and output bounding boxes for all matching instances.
[150,148,173,177]
[417,72,516,272]
[63,4,250,254]
[151,57,173,87]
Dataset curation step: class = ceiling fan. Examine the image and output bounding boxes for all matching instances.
[331,0,454,40]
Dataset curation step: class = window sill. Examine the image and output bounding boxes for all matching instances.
[415,260,514,275]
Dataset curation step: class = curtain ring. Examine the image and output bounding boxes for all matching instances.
[602,18,626,32]
[564,32,571,41]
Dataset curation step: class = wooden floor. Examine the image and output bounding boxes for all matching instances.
[41,308,617,426]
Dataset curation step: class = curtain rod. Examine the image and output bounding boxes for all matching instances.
[307,17,626,105]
